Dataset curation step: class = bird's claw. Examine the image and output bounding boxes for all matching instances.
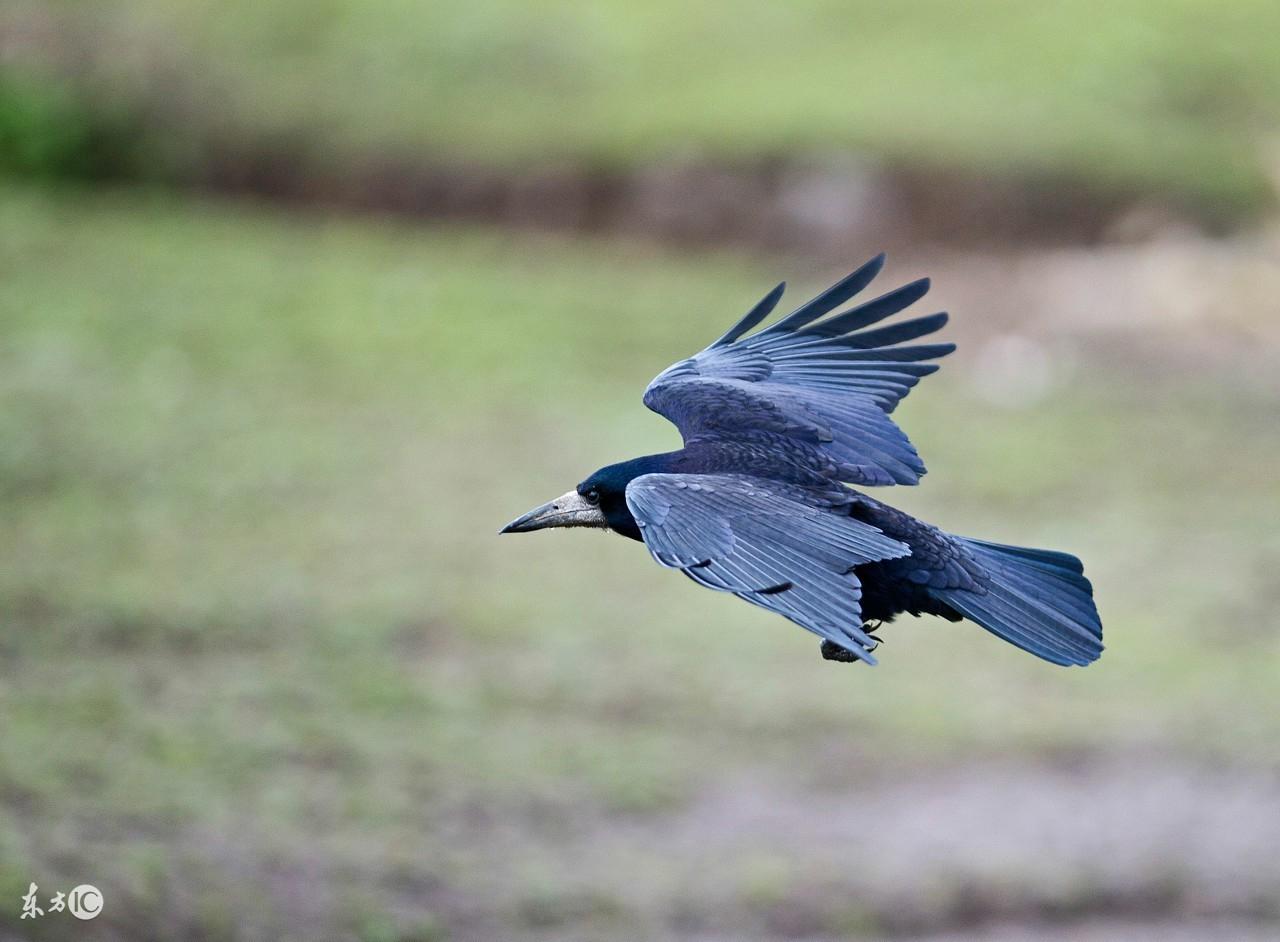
[820,635,881,664]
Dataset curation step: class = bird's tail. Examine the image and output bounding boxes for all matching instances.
[933,538,1103,666]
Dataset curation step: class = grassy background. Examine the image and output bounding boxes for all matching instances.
[2,2,1279,937]
[2,1,1280,212]
[1,184,1278,938]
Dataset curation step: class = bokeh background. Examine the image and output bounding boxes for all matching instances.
[2,3,1279,940]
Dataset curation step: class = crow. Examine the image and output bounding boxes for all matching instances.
[501,255,1102,667]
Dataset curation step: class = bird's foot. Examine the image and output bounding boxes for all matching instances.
[820,632,883,664]
[820,621,883,664]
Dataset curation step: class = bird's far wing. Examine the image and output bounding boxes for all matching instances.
[643,255,954,486]
[625,473,911,663]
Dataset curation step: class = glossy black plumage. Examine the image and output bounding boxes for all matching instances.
[504,257,1103,667]
[643,253,952,487]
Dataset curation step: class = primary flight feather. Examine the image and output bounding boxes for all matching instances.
[501,256,1102,667]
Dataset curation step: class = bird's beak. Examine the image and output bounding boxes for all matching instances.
[500,490,607,534]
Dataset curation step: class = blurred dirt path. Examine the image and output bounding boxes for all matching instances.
[482,756,1280,939]
[909,230,1280,350]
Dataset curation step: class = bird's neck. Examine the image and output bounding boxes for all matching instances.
[599,451,684,540]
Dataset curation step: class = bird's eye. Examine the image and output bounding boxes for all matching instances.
[584,489,600,505]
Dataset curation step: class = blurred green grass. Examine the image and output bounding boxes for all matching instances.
[1,184,1279,938]
[3,1,1280,213]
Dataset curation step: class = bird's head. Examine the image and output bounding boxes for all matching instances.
[499,458,655,538]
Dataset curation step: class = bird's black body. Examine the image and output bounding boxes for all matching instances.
[580,448,975,634]
[505,255,1103,668]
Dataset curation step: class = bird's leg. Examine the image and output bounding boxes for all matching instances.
[820,621,883,664]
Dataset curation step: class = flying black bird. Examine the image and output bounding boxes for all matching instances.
[501,255,1102,667]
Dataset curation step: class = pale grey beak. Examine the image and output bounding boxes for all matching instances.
[500,489,607,534]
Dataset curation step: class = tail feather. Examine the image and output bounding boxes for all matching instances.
[935,539,1103,667]
[961,538,1085,576]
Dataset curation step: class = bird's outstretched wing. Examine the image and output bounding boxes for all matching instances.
[625,473,911,663]
[643,255,953,486]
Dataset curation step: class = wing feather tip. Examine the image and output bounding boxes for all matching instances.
[713,280,787,347]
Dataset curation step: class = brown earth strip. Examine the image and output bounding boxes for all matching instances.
[197,151,1169,255]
